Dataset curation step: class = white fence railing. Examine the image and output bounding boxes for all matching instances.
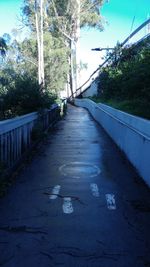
[0,105,60,177]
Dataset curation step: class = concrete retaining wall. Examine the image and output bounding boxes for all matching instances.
[81,79,98,97]
[75,99,150,187]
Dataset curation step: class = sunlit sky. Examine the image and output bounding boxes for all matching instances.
[80,0,150,80]
[0,0,150,82]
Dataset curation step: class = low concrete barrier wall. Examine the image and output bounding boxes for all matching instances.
[75,99,150,187]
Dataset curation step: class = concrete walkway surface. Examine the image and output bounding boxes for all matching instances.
[0,104,150,267]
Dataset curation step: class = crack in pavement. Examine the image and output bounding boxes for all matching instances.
[127,200,150,213]
[122,211,146,235]
[55,246,81,251]
[137,256,150,266]
[43,192,86,205]
[41,247,125,262]
[0,226,47,235]
[0,255,14,266]
[96,240,106,247]
[32,186,54,192]
[88,251,128,262]
[41,250,92,259]
[40,251,53,260]
[10,210,49,222]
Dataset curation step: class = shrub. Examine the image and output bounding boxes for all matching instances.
[0,74,57,119]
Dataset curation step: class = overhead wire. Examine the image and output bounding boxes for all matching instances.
[69,17,150,99]
[128,0,139,44]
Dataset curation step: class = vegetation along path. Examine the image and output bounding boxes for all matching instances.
[0,104,150,267]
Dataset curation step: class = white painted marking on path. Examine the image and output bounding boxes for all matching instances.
[90,183,100,197]
[59,162,101,178]
[49,185,61,200]
[106,194,116,210]
[63,197,74,214]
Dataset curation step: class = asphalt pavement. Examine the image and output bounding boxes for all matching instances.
[0,104,150,267]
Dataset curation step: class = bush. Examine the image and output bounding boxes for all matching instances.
[97,45,150,106]
[96,43,150,119]
[0,74,57,119]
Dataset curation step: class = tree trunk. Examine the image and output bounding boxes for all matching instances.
[69,39,75,99]
[69,0,80,98]
[40,0,45,89]
[35,0,45,91]
[74,0,80,93]
[35,0,41,86]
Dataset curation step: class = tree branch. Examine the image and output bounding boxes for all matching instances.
[51,0,74,42]
[81,0,102,14]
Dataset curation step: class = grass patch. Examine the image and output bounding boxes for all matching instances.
[88,97,150,120]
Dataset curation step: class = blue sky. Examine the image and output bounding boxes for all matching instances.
[0,0,22,35]
[0,0,149,79]
[0,0,149,43]
[80,0,150,78]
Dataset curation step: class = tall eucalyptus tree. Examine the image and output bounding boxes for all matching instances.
[47,0,105,96]
[22,0,105,96]
[22,0,45,90]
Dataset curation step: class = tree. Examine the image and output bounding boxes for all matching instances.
[21,0,105,97]
[0,37,7,57]
[97,42,150,119]
[22,0,45,90]
[47,0,105,97]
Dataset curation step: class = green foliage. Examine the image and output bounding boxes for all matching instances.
[0,71,57,119]
[97,40,150,119]
[44,33,70,94]
[0,31,66,119]
[0,0,106,120]
[80,9,104,30]
[47,0,104,34]
[21,0,36,30]
[0,37,7,57]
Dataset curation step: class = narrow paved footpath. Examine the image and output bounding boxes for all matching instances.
[0,104,150,267]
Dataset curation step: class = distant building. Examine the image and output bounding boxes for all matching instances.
[79,77,99,98]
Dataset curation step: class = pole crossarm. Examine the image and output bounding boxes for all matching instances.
[91,48,114,51]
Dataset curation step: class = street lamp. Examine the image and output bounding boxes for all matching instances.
[91,47,117,65]
[91,47,114,51]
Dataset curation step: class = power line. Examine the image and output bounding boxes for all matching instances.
[70,18,150,98]
[130,15,136,34]
[129,0,139,43]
